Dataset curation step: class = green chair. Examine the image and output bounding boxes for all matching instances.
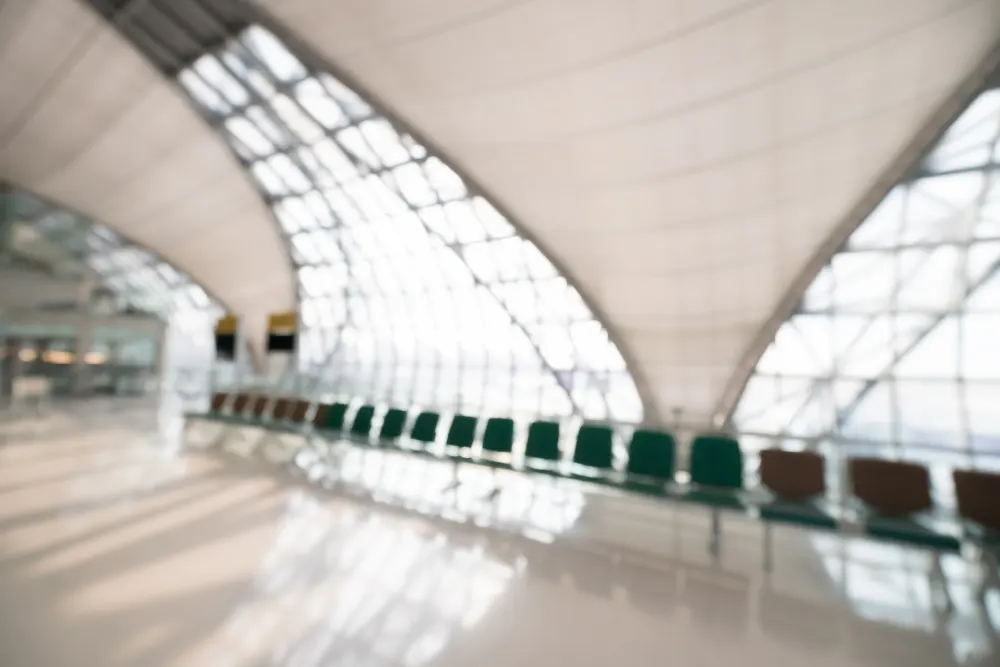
[446,415,477,453]
[624,429,675,495]
[317,402,349,433]
[524,420,561,471]
[350,405,376,441]
[410,411,440,450]
[379,408,408,442]
[685,434,745,508]
[757,449,837,570]
[479,418,515,469]
[684,433,745,556]
[572,424,614,480]
[438,414,477,492]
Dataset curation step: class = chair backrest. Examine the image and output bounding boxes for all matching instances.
[446,415,477,449]
[312,403,330,428]
[289,400,311,424]
[379,408,407,440]
[250,396,269,417]
[411,411,440,444]
[689,434,743,490]
[270,398,291,420]
[482,418,515,454]
[759,449,825,501]
[210,393,228,412]
[232,393,251,414]
[849,458,931,517]
[324,402,349,431]
[312,402,348,431]
[351,405,376,437]
[953,469,1000,532]
[525,421,561,462]
[626,429,675,481]
[573,424,614,470]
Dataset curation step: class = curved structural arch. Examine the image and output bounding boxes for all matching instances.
[0,0,296,360]
[251,0,1000,428]
[731,70,1000,501]
[3,186,221,319]
[132,15,647,420]
[257,10,661,425]
[717,45,1000,427]
[1,185,223,372]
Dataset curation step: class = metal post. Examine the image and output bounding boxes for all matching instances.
[709,509,721,557]
[763,522,774,572]
[979,549,1000,599]
[930,552,953,612]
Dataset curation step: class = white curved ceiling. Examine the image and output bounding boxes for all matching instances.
[260,0,1000,425]
[0,0,295,353]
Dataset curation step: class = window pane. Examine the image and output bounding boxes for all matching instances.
[736,81,1000,498]
[179,26,644,422]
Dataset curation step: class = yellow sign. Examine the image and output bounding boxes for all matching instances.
[215,315,239,335]
[267,311,298,334]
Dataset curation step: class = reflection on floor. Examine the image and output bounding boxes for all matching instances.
[0,404,997,667]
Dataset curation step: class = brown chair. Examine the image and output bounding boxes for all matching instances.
[849,458,932,517]
[848,457,959,560]
[210,392,228,412]
[848,458,960,613]
[953,469,1000,533]
[289,400,311,424]
[760,449,826,501]
[250,396,269,419]
[758,449,837,571]
[232,394,251,414]
[270,398,291,421]
[953,469,1000,598]
[312,403,331,429]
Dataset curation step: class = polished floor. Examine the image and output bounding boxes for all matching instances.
[0,403,998,667]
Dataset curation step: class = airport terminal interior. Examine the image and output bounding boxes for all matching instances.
[1,1,1000,665]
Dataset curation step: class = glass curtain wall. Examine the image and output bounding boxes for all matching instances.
[1,188,221,388]
[733,81,1000,502]
[177,26,642,423]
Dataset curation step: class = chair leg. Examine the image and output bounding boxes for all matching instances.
[291,436,317,471]
[440,460,462,494]
[477,468,502,503]
[930,551,953,612]
[206,425,233,450]
[709,509,722,557]
[763,522,774,573]
[980,549,1000,599]
[254,432,275,459]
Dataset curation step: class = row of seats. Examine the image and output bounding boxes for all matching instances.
[198,392,999,560]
